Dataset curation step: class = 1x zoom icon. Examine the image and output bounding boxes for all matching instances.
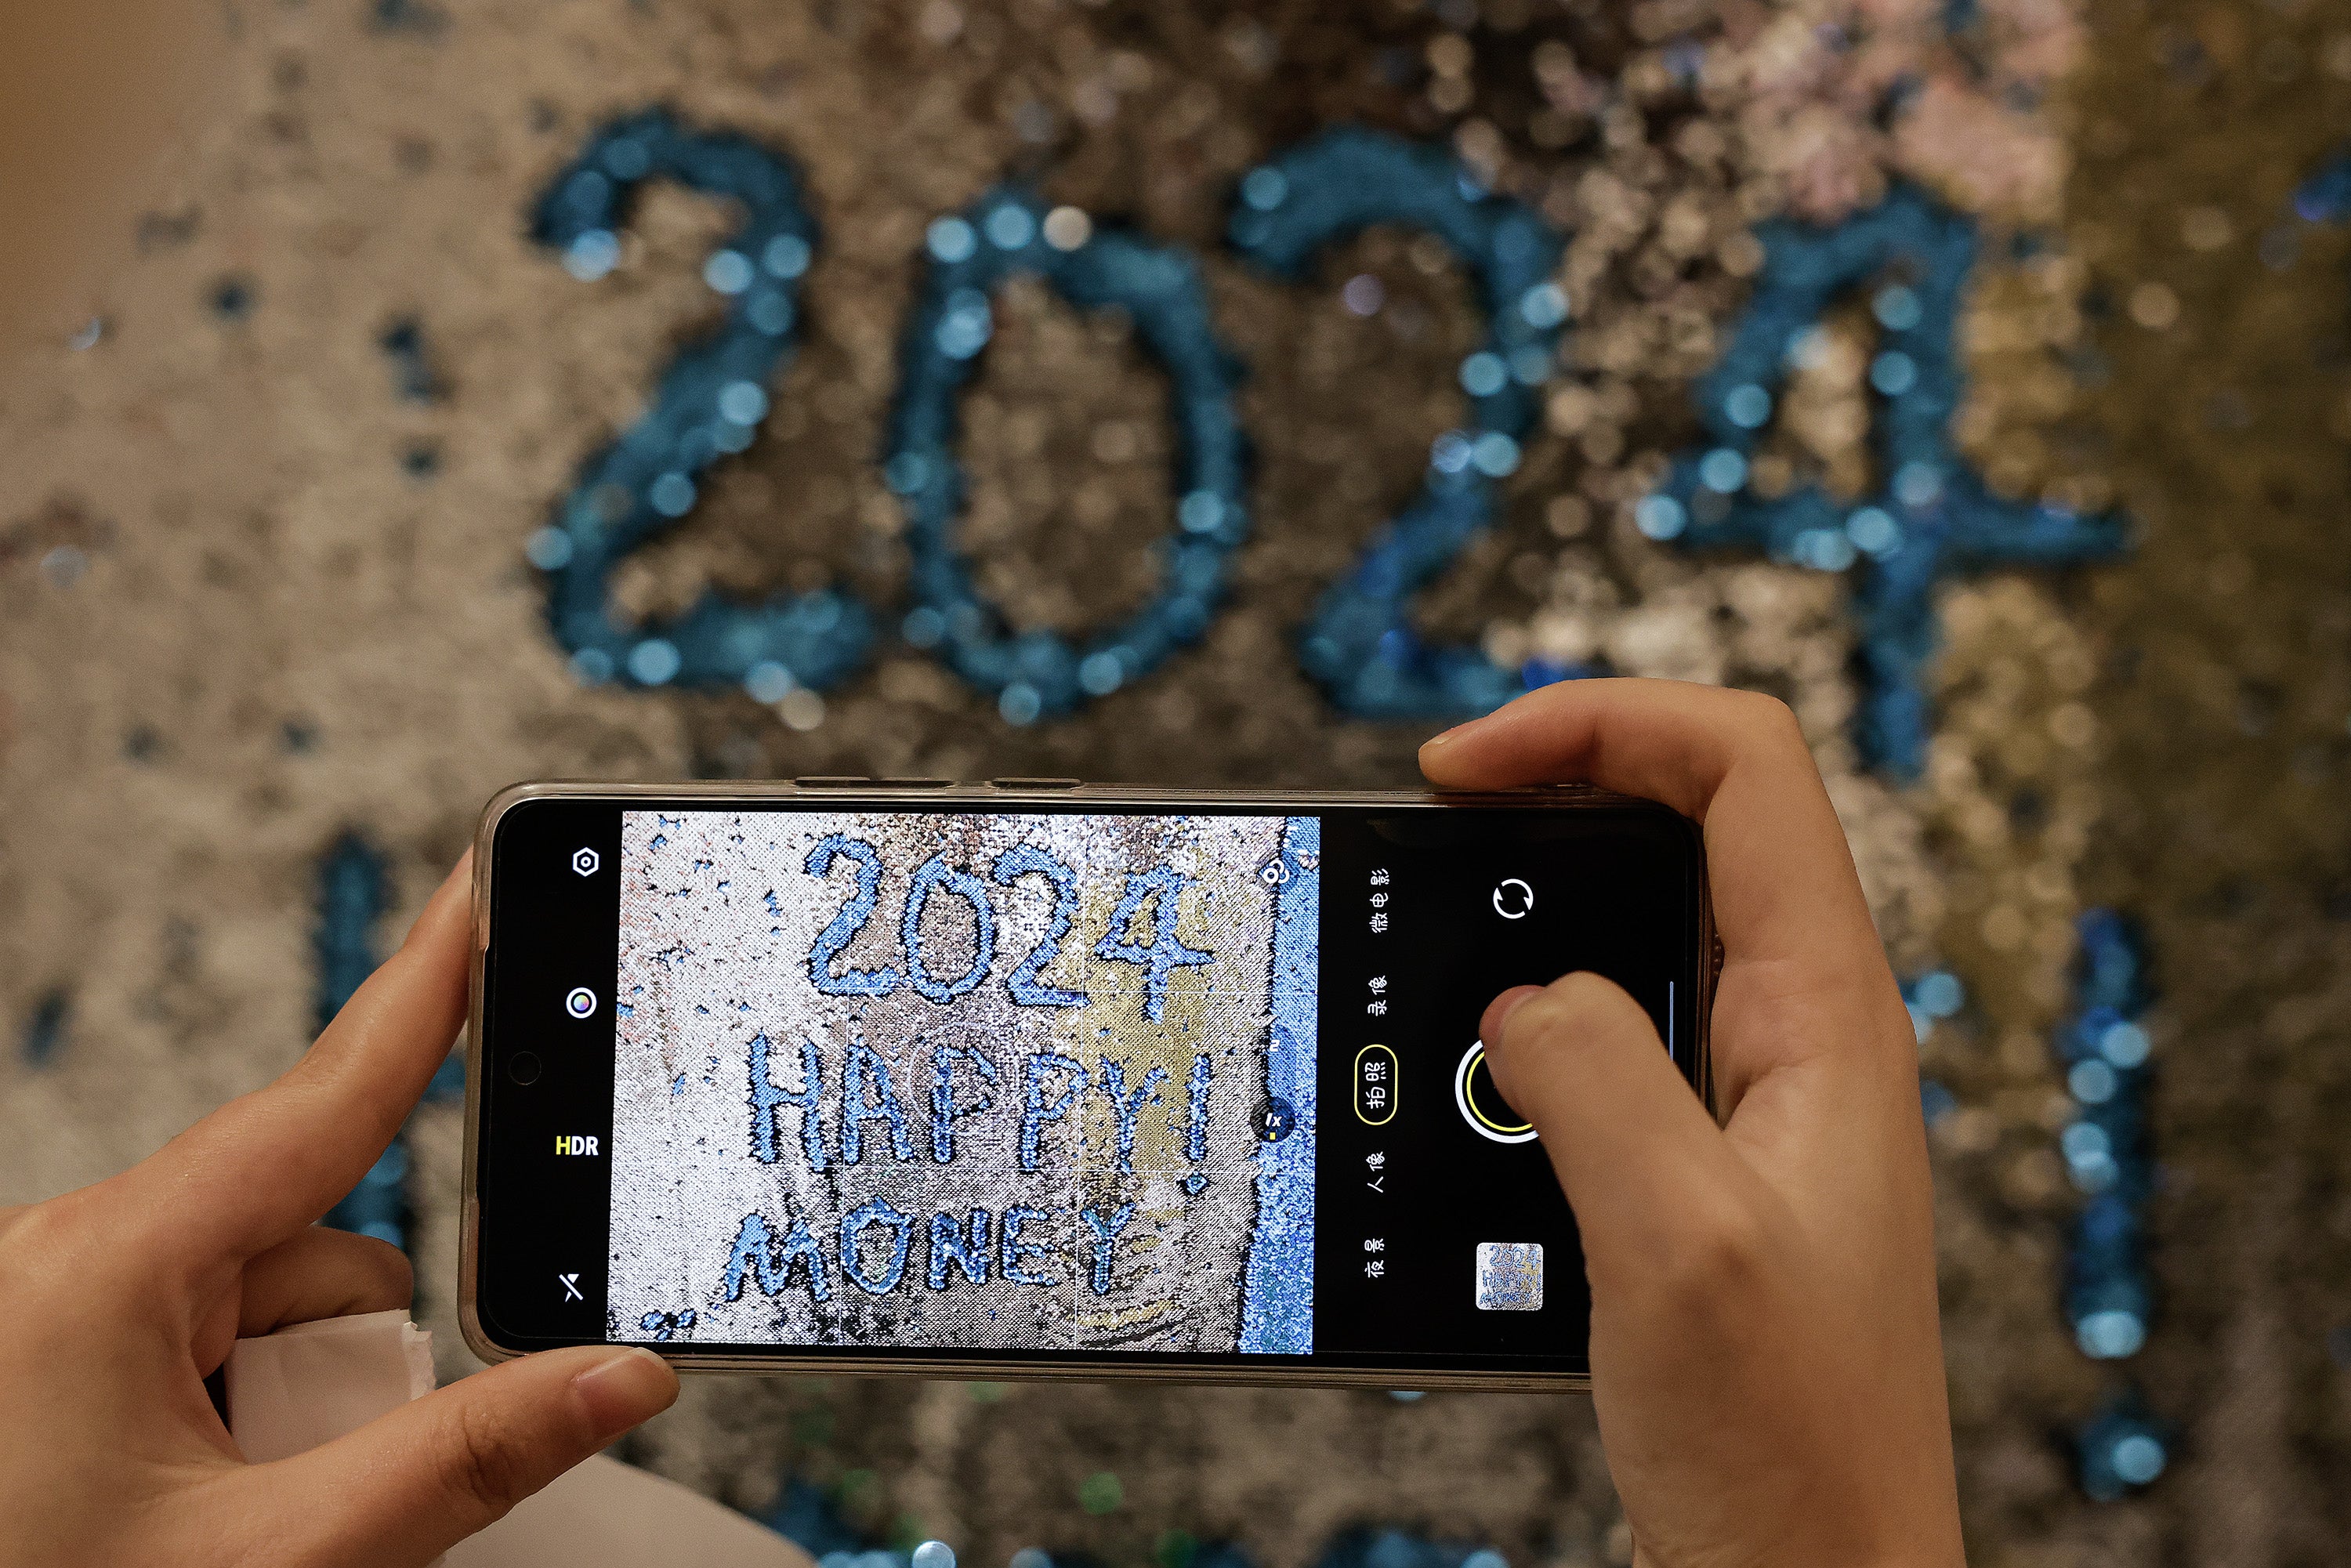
[1454,1041,1537,1144]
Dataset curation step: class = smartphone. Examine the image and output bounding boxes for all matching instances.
[459,779,1713,1390]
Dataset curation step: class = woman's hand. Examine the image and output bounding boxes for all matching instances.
[1422,679,1963,1568]
[0,854,679,1568]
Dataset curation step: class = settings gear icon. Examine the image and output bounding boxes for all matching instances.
[571,847,601,877]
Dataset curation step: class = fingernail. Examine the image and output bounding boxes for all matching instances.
[572,1348,678,1437]
[1420,723,1466,751]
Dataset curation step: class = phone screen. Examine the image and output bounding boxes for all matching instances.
[469,791,1706,1382]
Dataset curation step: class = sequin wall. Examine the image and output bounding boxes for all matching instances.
[2,1,2349,1565]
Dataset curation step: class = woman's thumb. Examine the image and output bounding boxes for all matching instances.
[1482,973,1729,1263]
[266,1345,678,1565]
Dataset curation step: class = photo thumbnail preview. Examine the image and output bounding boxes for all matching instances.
[607,809,1320,1353]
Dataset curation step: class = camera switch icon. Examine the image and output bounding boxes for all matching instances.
[571,847,600,877]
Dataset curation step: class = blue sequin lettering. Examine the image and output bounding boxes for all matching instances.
[1093,867,1212,1023]
[838,1197,915,1295]
[1186,1051,1213,1162]
[748,1031,828,1171]
[929,1042,998,1163]
[1018,1052,1088,1171]
[902,854,995,1003]
[527,110,874,695]
[804,835,900,996]
[927,1208,993,1291]
[1098,1058,1168,1175]
[1081,1203,1135,1296]
[1000,1204,1057,1286]
[991,843,1089,1008]
[841,1041,915,1164]
[721,1210,831,1304]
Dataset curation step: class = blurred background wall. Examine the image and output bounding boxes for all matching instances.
[2,2,2348,1565]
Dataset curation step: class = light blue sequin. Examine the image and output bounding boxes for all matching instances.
[704,249,754,295]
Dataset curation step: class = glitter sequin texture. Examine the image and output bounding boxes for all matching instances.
[531,110,876,698]
[1643,186,2129,779]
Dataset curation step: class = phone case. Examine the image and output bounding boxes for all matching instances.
[458,777,1717,1391]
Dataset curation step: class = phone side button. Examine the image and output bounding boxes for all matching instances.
[989,777,1081,788]
[792,775,871,788]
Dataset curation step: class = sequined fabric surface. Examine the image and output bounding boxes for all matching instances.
[3,2,2349,1565]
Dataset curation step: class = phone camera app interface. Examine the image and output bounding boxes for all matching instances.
[1309,809,1692,1368]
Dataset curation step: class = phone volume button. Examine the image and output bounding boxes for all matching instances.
[792,775,871,788]
[988,777,1081,789]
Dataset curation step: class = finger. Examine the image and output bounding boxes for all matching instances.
[267,1345,679,1563]
[1420,679,1882,979]
[1482,972,1739,1273]
[133,852,474,1264]
[192,1225,417,1378]
[238,1226,415,1337]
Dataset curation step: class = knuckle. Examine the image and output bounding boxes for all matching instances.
[5,1197,98,1278]
[1549,969,1636,1016]
[350,1232,416,1305]
[0,1208,57,1294]
[0,1201,54,1254]
[437,1400,536,1522]
[1733,689,1805,748]
[1657,1192,1771,1305]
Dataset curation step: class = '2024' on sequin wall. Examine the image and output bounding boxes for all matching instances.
[527,114,2127,780]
